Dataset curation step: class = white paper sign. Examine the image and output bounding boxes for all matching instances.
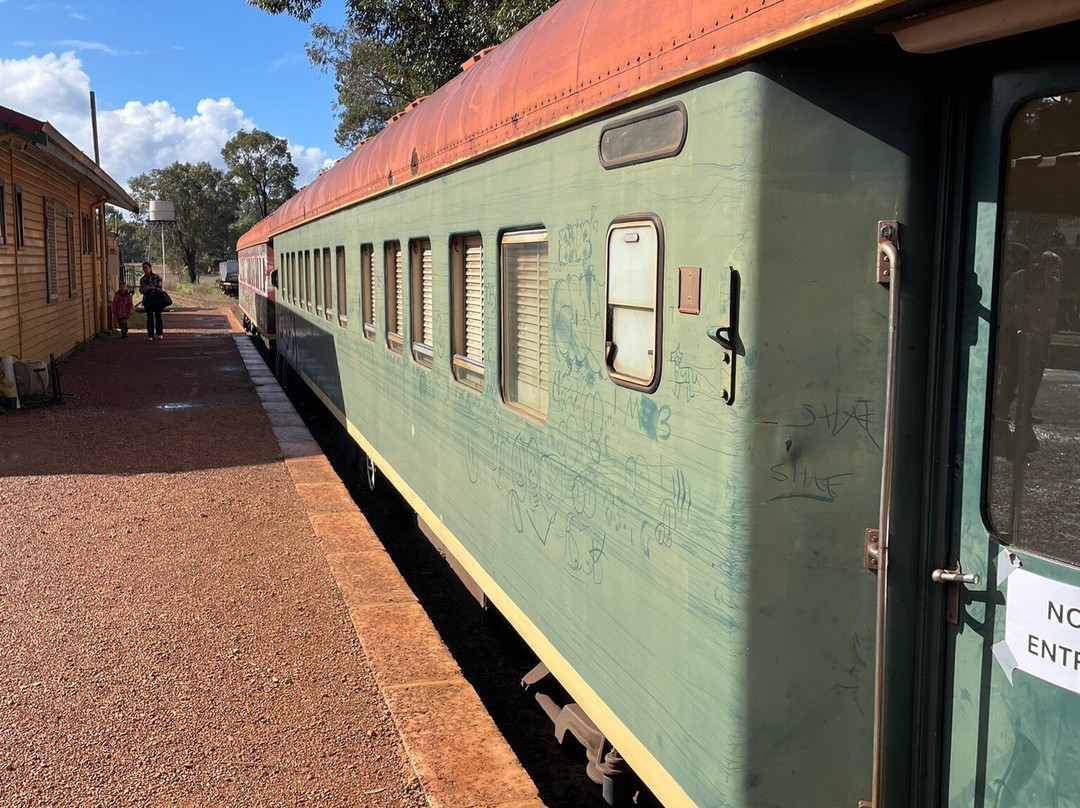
[994,569,1080,693]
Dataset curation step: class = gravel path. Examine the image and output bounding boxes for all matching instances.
[0,308,427,808]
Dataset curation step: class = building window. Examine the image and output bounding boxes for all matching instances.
[385,241,403,352]
[361,243,375,340]
[0,181,7,245]
[15,185,25,249]
[500,229,549,420]
[605,218,662,391]
[67,213,76,296]
[410,238,433,367]
[323,246,333,321]
[451,234,484,390]
[44,198,59,301]
[81,213,92,255]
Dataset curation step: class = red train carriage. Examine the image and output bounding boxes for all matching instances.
[238,218,276,349]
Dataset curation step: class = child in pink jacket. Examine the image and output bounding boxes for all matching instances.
[112,282,134,338]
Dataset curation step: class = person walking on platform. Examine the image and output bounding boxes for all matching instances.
[112,281,134,338]
[139,262,166,341]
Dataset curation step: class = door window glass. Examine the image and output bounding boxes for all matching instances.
[987,91,1080,564]
[605,218,661,391]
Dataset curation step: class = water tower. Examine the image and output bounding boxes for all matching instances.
[147,200,175,276]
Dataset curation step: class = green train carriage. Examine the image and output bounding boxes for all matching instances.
[238,1,1080,806]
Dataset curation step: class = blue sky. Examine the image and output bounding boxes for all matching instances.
[0,0,351,187]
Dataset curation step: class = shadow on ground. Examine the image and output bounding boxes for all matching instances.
[0,311,281,478]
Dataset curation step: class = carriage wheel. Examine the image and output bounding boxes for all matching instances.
[366,456,377,491]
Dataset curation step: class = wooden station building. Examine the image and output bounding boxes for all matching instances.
[0,105,137,363]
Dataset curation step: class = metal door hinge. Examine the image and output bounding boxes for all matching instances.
[864,528,880,572]
[877,220,899,285]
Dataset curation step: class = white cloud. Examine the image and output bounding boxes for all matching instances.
[290,145,335,185]
[55,39,117,55]
[269,53,302,72]
[0,51,331,187]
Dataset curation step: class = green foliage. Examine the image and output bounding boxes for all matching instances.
[128,162,240,282]
[222,128,299,227]
[108,206,148,264]
[250,0,558,148]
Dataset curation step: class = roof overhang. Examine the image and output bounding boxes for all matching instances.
[0,105,138,212]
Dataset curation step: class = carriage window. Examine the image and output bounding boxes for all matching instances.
[336,246,348,325]
[605,218,662,391]
[451,234,484,391]
[323,246,333,320]
[385,241,403,352]
[304,250,312,310]
[599,103,687,169]
[410,238,433,367]
[501,229,548,420]
[294,252,300,305]
[361,243,375,340]
[314,249,323,315]
[987,91,1080,565]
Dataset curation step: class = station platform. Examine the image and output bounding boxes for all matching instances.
[0,305,546,808]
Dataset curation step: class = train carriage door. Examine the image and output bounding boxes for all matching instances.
[932,31,1080,808]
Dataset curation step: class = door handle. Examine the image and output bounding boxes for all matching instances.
[931,556,976,626]
[931,568,980,586]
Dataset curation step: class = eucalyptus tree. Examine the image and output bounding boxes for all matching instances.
[128,162,239,283]
[222,128,299,228]
[251,0,558,148]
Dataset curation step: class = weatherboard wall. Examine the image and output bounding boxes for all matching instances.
[0,138,100,362]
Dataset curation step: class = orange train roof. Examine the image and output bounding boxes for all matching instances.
[237,217,273,253]
[238,0,909,250]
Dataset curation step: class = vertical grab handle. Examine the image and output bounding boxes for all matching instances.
[868,220,900,808]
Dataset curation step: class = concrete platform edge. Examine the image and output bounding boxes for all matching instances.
[234,336,546,808]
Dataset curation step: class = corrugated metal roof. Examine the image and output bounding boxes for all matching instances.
[0,106,48,144]
[0,104,138,211]
[239,0,907,249]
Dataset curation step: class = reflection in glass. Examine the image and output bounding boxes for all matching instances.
[987,92,1080,563]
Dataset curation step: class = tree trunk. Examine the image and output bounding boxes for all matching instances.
[184,249,198,284]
